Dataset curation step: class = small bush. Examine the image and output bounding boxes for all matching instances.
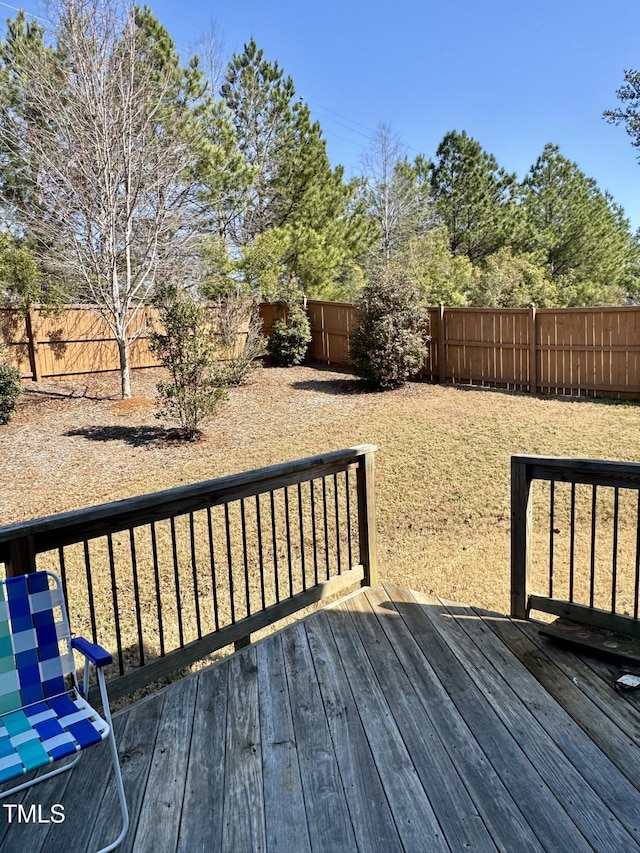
[217,293,265,385]
[0,344,21,425]
[150,289,227,439]
[350,266,430,390]
[266,300,311,367]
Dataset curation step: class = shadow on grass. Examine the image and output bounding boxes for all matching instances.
[64,424,192,447]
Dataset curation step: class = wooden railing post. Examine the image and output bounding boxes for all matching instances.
[6,536,37,578]
[511,457,533,619]
[357,449,378,587]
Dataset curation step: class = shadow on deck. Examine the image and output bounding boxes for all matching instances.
[2,582,640,852]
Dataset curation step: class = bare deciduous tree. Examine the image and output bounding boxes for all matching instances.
[1,0,212,397]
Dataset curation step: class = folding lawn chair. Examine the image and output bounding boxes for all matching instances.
[0,570,128,852]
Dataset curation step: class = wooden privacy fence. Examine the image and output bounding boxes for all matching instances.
[511,455,640,638]
[276,301,640,400]
[0,445,378,703]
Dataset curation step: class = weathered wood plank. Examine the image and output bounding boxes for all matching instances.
[501,616,640,790]
[345,589,499,851]
[538,616,640,660]
[511,456,533,618]
[221,646,267,852]
[177,664,229,853]
[529,596,640,640]
[89,691,166,853]
[441,600,640,846]
[131,675,197,852]
[383,584,591,852]
[281,621,357,852]
[361,585,540,852]
[410,588,639,851]
[304,612,404,853]
[327,601,450,852]
[512,454,640,490]
[256,633,311,853]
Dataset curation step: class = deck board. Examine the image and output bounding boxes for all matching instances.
[2,583,640,852]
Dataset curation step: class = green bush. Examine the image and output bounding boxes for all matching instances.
[266,300,311,367]
[150,289,227,439]
[0,355,22,425]
[350,266,430,390]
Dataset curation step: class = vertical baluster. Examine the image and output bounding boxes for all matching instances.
[634,492,640,620]
[310,480,319,586]
[611,488,619,613]
[150,523,165,658]
[189,513,202,639]
[256,494,266,611]
[334,473,342,575]
[225,503,236,623]
[548,481,555,598]
[345,470,353,569]
[240,499,251,617]
[58,547,70,616]
[170,517,184,647]
[207,508,220,632]
[270,492,280,604]
[107,534,124,675]
[298,483,306,591]
[129,529,145,666]
[285,487,293,598]
[569,484,576,603]
[83,540,98,643]
[322,476,330,581]
[589,486,597,608]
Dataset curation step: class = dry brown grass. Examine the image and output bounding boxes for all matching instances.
[4,363,640,624]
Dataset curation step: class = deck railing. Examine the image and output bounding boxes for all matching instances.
[0,445,377,702]
[511,455,640,638]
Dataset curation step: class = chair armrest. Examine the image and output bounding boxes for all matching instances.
[71,637,113,668]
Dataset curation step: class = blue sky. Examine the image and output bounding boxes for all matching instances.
[6,0,640,229]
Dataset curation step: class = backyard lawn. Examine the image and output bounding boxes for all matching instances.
[3,363,640,617]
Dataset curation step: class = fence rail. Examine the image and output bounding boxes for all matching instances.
[511,455,640,638]
[0,445,378,703]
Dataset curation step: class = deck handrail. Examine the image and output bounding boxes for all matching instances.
[511,454,640,638]
[1,444,378,702]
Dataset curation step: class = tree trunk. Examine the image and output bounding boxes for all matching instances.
[117,336,131,399]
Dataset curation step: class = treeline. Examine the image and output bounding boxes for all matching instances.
[1,0,639,321]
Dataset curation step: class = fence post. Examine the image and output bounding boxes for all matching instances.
[438,303,446,384]
[511,457,533,619]
[357,449,378,587]
[528,304,537,395]
[25,307,41,383]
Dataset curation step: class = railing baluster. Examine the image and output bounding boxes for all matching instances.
[240,499,250,617]
[206,508,220,632]
[256,495,266,611]
[635,493,640,621]
[83,540,98,644]
[58,546,69,616]
[224,503,235,624]
[334,473,342,575]
[284,487,293,598]
[150,523,165,658]
[548,480,555,598]
[298,483,306,591]
[270,491,279,604]
[345,470,353,569]
[589,486,597,609]
[107,534,124,674]
[310,480,319,586]
[322,477,331,582]
[569,484,576,604]
[189,512,202,640]
[129,529,144,666]
[612,488,619,614]
[170,517,184,648]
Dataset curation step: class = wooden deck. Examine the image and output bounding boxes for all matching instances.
[3,582,640,852]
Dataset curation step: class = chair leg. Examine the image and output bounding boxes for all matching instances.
[94,670,129,853]
[0,751,83,799]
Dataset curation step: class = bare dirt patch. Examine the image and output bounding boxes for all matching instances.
[4,363,640,616]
